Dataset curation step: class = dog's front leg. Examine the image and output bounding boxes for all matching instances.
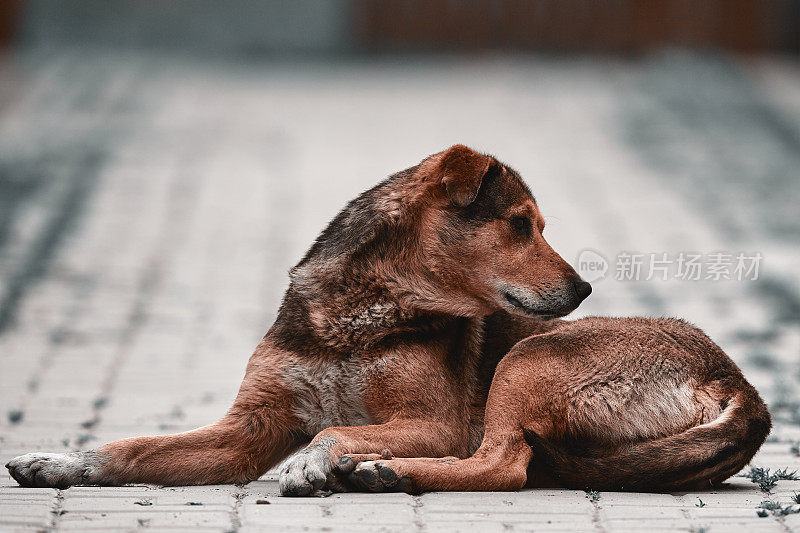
[279,326,477,497]
[279,419,464,496]
[7,343,303,488]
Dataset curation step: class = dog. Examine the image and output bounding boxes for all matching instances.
[6,145,770,495]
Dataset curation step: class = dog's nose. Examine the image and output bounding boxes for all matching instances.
[574,279,592,301]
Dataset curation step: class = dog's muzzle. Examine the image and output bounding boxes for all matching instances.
[497,279,591,318]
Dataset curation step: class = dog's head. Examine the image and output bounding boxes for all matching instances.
[291,144,590,321]
[415,144,591,319]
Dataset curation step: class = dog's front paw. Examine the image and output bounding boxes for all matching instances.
[348,460,412,493]
[6,452,100,489]
[279,446,332,496]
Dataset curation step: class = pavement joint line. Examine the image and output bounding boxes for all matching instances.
[412,494,424,532]
[49,489,64,530]
[228,488,246,532]
[586,491,607,532]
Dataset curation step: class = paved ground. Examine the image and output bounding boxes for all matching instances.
[0,48,799,532]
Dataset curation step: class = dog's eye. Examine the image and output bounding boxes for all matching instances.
[510,216,531,236]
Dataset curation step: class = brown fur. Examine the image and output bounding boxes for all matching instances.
[6,145,769,495]
[345,317,770,493]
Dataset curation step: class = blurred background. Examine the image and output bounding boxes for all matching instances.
[0,0,799,510]
[2,1,799,54]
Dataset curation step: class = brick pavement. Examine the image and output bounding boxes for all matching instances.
[0,49,798,532]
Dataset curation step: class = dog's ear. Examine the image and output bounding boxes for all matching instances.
[439,145,492,207]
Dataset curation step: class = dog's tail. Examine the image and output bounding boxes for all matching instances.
[524,386,771,492]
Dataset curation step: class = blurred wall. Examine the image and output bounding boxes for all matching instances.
[355,0,800,54]
[14,0,352,55]
[4,0,800,54]
[0,0,20,48]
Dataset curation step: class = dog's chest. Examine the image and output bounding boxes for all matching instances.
[282,317,485,438]
[283,357,372,435]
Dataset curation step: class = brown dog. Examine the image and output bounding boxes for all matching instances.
[6,145,769,495]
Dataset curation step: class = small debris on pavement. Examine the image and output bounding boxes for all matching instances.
[75,433,96,446]
[92,397,108,409]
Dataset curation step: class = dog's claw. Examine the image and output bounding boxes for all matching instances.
[348,461,411,493]
[6,452,98,489]
[337,455,356,474]
[279,446,332,497]
[377,463,398,484]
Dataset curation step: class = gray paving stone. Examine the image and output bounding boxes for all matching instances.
[0,46,798,532]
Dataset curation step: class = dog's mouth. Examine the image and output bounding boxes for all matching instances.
[502,291,557,319]
[499,283,578,319]
[503,291,530,312]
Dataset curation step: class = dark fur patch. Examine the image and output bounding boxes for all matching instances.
[460,163,533,223]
